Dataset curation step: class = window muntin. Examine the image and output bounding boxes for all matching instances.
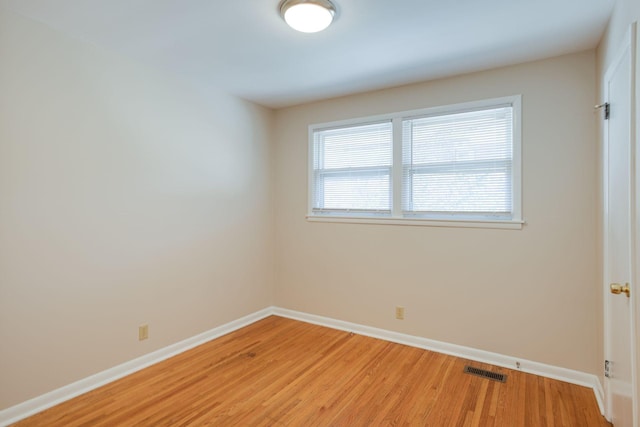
[308,96,522,227]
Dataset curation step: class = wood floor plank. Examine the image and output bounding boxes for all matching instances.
[12,316,611,426]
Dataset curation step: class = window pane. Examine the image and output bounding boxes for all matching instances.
[408,108,512,165]
[409,165,511,214]
[317,171,391,211]
[314,122,392,170]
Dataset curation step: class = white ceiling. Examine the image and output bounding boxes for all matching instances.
[1,0,614,108]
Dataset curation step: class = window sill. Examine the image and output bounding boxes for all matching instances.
[306,215,525,230]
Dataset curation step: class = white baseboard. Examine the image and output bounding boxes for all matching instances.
[0,307,274,427]
[272,307,606,416]
[1,306,605,425]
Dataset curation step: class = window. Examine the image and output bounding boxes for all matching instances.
[309,96,522,228]
[312,121,392,215]
[402,107,514,220]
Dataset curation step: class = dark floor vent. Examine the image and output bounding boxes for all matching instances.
[463,365,507,383]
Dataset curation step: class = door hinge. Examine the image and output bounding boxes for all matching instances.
[605,360,611,378]
[595,102,610,120]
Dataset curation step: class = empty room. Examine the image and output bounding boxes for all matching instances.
[1,0,639,426]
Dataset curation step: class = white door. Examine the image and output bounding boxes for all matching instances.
[603,23,637,427]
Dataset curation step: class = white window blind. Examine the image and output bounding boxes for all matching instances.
[312,121,392,215]
[402,106,514,220]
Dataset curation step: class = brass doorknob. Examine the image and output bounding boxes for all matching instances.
[610,283,631,298]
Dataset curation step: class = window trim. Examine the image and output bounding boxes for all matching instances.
[307,95,523,229]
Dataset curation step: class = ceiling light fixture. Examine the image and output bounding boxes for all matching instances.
[279,0,336,33]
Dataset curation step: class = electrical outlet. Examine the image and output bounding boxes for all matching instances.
[139,324,149,341]
[395,306,405,320]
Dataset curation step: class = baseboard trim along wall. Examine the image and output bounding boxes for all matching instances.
[0,306,605,426]
[271,307,606,416]
[0,308,274,427]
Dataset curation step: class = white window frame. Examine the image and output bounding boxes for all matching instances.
[307,95,523,229]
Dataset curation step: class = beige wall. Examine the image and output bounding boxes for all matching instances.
[0,9,274,409]
[274,51,600,374]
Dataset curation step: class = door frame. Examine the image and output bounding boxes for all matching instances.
[602,21,638,425]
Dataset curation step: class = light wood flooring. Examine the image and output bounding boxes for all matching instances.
[14,316,611,426]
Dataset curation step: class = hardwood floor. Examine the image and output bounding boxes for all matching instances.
[14,316,610,426]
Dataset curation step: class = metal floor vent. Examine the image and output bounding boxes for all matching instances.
[463,366,507,383]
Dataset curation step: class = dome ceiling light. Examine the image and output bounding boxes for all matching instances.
[279,0,337,33]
